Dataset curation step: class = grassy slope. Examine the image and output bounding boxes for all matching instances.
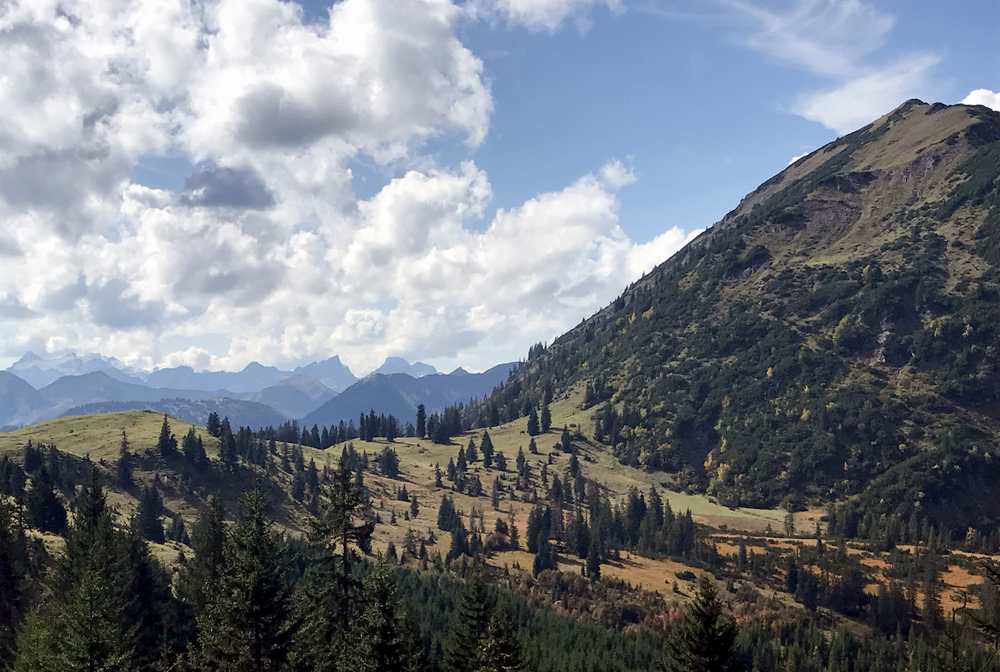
[1,405,978,613]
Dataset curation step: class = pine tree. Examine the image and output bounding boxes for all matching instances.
[197,490,293,671]
[660,577,737,672]
[586,529,602,581]
[445,581,493,672]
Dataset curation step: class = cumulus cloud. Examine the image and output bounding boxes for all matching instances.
[466,0,623,32]
[0,0,695,374]
[963,89,1000,111]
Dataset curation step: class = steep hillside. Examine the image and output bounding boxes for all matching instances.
[479,100,1000,531]
[303,363,516,427]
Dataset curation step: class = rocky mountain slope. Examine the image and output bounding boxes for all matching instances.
[481,100,1000,531]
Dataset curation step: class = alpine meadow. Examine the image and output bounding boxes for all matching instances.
[3,1,1000,671]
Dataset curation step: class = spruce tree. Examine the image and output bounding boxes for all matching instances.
[526,408,539,436]
[416,405,427,439]
[0,499,27,667]
[361,564,412,672]
[116,430,133,488]
[660,577,737,672]
[24,467,66,535]
[444,581,493,672]
[136,485,165,543]
[540,404,551,433]
[179,497,227,616]
[197,490,293,671]
[158,414,178,457]
[476,615,523,672]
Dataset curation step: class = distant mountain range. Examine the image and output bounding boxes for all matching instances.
[302,363,515,428]
[1,352,506,430]
[62,398,287,430]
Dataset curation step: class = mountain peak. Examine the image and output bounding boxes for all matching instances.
[372,357,437,378]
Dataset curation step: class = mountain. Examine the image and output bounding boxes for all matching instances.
[144,361,287,394]
[479,100,1000,531]
[37,371,224,419]
[0,371,46,427]
[370,356,437,378]
[7,350,142,388]
[62,398,287,429]
[303,363,516,427]
[245,374,337,418]
[292,356,358,392]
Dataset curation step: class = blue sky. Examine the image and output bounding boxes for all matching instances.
[316,0,1000,243]
[1,0,998,374]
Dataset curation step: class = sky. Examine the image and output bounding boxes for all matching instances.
[0,0,998,375]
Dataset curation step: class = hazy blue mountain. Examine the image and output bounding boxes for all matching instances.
[245,374,337,418]
[291,355,357,392]
[7,351,143,388]
[62,398,287,430]
[302,363,516,427]
[370,356,437,378]
[37,371,221,420]
[0,371,46,427]
[144,361,287,394]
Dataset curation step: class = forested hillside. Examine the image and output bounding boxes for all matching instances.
[467,100,1000,533]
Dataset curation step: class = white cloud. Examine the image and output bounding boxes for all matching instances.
[963,89,1000,111]
[466,0,623,32]
[794,53,940,134]
[718,0,939,134]
[0,0,695,374]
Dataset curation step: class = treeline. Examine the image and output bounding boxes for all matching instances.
[0,457,671,672]
[209,408,413,451]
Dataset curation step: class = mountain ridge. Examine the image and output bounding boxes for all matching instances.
[474,99,1000,531]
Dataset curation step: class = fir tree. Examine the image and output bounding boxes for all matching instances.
[660,577,737,672]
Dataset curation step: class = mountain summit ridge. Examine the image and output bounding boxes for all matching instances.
[478,99,1000,531]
